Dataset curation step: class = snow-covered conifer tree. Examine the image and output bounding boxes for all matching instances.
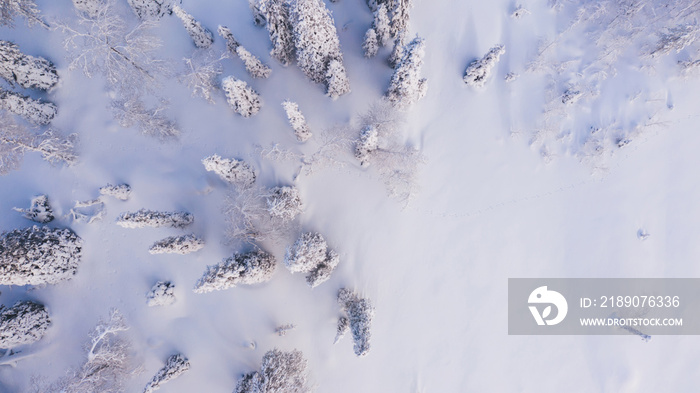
[284,232,339,287]
[0,88,56,125]
[362,29,379,58]
[389,0,411,38]
[0,301,50,348]
[193,249,276,293]
[386,36,428,107]
[266,186,303,221]
[354,125,378,167]
[234,349,311,393]
[172,5,213,49]
[249,0,266,26]
[366,0,389,12]
[218,25,271,79]
[325,59,350,99]
[0,0,47,28]
[99,183,132,201]
[463,45,505,88]
[202,154,256,187]
[13,194,53,223]
[116,209,194,229]
[0,226,83,286]
[222,76,262,117]
[127,0,176,20]
[149,234,204,255]
[258,0,295,66]
[373,4,391,46]
[143,353,190,393]
[0,41,58,90]
[305,250,338,288]
[333,315,349,344]
[337,288,374,357]
[282,100,311,142]
[146,281,176,307]
[387,29,405,68]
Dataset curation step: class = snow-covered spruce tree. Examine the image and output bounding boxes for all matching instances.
[193,249,276,294]
[100,183,132,201]
[354,125,378,167]
[13,194,54,223]
[325,59,350,99]
[249,0,266,26]
[287,0,349,97]
[373,4,390,46]
[282,100,311,142]
[387,29,405,68]
[389,0,412,38]
[0,41,58,90]
[116,209,193,229]
[386,36,427,107]
[149,234,204,255]
[0,88,56,125]
[222,76,262,118]
[284,232,339,287]
[333,315,349,343]
[219,25,271,79]
[0,0,47,28]
[146,281,175,307]
[463,45,505,88]
[34,309,137,393]
[111,97,180,140]
[234,349,310,393]
[143,353,190,393]
[202,154,256,188]
[362,29,379,58]
[0,301,50,348]
[127,0,177,20]
[366,0,390,12]
[266,186,303,222]
[259,0,295,66]
[0,226,82,286]
[172,4,213,49]
[337,288,374,357]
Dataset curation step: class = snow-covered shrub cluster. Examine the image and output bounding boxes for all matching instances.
[284,232,339,288]
[194,249,276,293]
[99,183,132,201]
[0,0,47,28]
[116,209,194,229]
[0,226,83,286]
[463,45,505,88]
[274,323,296,336]
[386,36,428,107]
[266,186,303,222]
[13,194,54,223]
[146,281,176,307]
[111,98,181,140]
[128,0,176,20]
[143,353,190,393]
[337,288,374,357]
[234,349,311,393]
[0,301,50,348]
[0,40,58,90]
[172,4,213,49]
[222,77,262,118]
[282,100,311,142]
[202,154,256,188]
[0,89,56,125]
[219,25,271,79]
[149,234,204,255]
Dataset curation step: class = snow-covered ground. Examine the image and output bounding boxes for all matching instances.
[1,0,700,392]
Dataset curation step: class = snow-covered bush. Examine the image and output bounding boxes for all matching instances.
[67,197,105,224]
[0,301,50,348]
[0,226,82,286]
[180,49,225,104]
[13,194,54,223]
[325,58,350,99]
[146,281,175,307]
[116,209,193,229]
[219,25,271,79]
[99,183,132,201]
[389,0,412,38]
[386,36,428,107]
[0,0,47,28]
[234,349,310,393]
[284,232,339,287]
[266,186,303,222]
[222,77,262,118]
[463,45,505,88]
[193,249,276,293]
[259,0,295,66]
[362,29,379,58]
[0,41,58,90]
[0,89,56,125]
[172,5,213,49]
[337,288,374,357]
[202,154,256,188]
[282,101,311,142]
[149,234,204,255]
[127,0,176,20]
[143,353,190,393]
[274,323,295,336]
[112,97,180,141]
[354,125,378,167]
